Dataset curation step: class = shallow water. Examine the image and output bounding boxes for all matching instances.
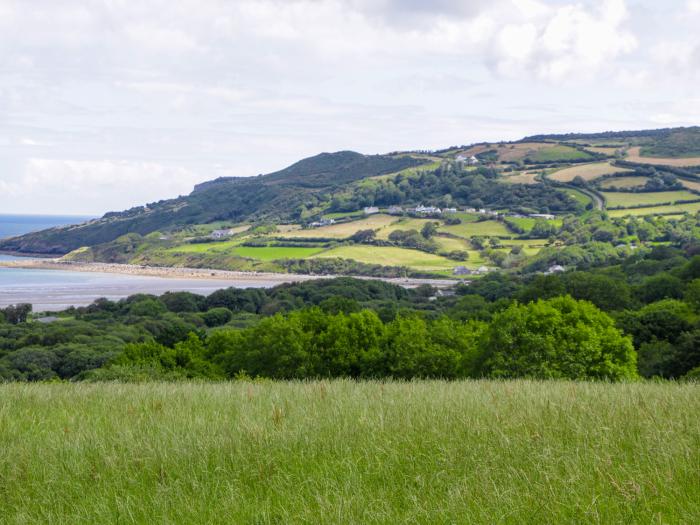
[0,263,279,311]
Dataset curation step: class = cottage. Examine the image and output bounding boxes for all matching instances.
[453,266,473,276]
[476,266,491,274]
[545,264,565,275]
[455,154,480,165]
[211,229,235,239]
[414,204,442,215]
[310,218,336,228]
[530,213,556,220]
[443,207,457,214]
[387,205,403,214]
[364,206,379,215]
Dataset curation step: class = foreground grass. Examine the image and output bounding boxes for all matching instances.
[0,380,698,524]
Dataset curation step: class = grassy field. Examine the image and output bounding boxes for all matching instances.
[313,245,457,270]
[563,187,594,207]
[1,381,697,524]
[527,144,592,163]
[549,162,631,182]
[166,239,243,254]
[599,176,650,189]
[279,215,397,239]
[231,246,325,261]
[607,201,700,217]
[375,217,433,240]
[627,146,700,167]
[439,220,511,238]
[584,146,620,155]
[506,216,562,233]
[502,171,541,184]
[680,178,700,192]
[602,190,699,208]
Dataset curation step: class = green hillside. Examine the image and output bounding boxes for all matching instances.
[3,126,700,278]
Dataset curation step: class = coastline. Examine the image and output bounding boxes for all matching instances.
[0,259,459,288]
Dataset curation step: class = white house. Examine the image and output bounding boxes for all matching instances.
[310,218,335,228]
[545,264,565,275]
[414,205,442,215]
[387,205,403,215]
[211,229,235,239]
[453,266,473,276]
[364,206,379,215]
[530,213,556,220]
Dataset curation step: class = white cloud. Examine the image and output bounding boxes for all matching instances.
[5,159,202,214]
[485,0,637,81]
[688,0,700,13]
[0,0,696,215]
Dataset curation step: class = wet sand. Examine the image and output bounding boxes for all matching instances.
[0,259,459,311]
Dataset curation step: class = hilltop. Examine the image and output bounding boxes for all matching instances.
[3,126,700,277]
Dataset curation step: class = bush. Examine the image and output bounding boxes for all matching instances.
[476,296,637,380]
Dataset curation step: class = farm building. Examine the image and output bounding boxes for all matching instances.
[545,265,565,274]
[387,206,404,214]
[309,218,336,228]
[364,206,379,215]
[211,229,236,239]
[453,266,473,276]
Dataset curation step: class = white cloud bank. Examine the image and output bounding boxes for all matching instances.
[0,0,697,214]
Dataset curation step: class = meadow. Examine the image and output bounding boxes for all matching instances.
[626,146,700,167]
[599,176,650,189]
[280,215,396,239]
[312,245,457,270]
[0,381,697,524]
[602,190,699,209]
[231,246,325,261]
[549,161,631,182]
[606,201,700,217]
[439,220,511,238]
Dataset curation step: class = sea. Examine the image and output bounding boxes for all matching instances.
[0,214,278,311]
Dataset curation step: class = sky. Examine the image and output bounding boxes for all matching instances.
[1,0,699,215]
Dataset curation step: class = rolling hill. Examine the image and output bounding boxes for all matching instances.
[2,126,700,277]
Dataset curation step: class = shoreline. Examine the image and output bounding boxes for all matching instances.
[0,259,459,288]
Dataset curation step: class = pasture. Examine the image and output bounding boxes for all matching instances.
[313,245,457,270]
[506,216,562,233]
[602,190,699,209]
[0,381,697,524]
[501,171,541,184]
[375,217,434,240]
[679,178,700,192]
[583,146,620,155]
[626,146,700,167]
[279,214,397,239]
[599,176,650,189]
[231,246,325,261]
[607,201,700,217]
[491,142,592,163]
[549,161,631,182]
[439,220,511,238]
[563,188,594,207]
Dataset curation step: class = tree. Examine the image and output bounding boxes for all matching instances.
[202,307,233,327]
[476,296,637,380]
[421,221,439,239]
[3,304,32,324]
[350,229,376,243]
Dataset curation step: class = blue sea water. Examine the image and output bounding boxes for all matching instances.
[0,214,280,311]
[0,213,93,240]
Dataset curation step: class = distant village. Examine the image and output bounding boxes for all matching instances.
[305,206,556,228]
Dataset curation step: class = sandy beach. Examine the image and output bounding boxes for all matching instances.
[0,259,459,288]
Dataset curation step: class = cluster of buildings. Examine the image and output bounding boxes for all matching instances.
[309,218,336,228]
[453,265,491,276]
[455,154,480,165]
[210,228,238,239]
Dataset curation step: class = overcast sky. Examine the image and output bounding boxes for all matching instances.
[1,0,699,215]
